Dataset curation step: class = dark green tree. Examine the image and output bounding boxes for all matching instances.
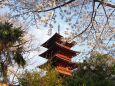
[64,53,115,86]
[0,22,26,82]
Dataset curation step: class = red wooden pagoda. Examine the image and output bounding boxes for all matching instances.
[39,33,80,76]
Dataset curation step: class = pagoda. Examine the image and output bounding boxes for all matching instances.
[39,33,80,76]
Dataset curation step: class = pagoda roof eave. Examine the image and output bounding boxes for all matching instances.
[41,33,77,48]
[41,33,62,48]
[39,42,80,58]
[56,42,80,54]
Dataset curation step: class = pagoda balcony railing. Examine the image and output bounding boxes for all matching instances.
[56,42,71,49]
[55,54,71,62]
[56,66,72,76]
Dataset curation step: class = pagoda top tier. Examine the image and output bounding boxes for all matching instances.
[42,33,76,48]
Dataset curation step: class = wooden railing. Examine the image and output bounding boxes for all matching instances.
[56,66,72,76]
[55,54,71,62]
[56,42,71,49]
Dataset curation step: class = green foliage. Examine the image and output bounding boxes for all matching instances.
[0,22,24,44]
[13,51,26,67]
[78,53,115,78]
[63,53,115,86]
[0,22,26,81]
[17,53,115,86]
[64,74,115,86]
[18,69,63,86]
[18,70,41,86]
[42,69,63,86]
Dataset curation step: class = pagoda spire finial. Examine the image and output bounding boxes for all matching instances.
[58,24,60,34]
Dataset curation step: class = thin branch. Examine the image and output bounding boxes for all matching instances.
[13,0,75,17]
[11,66,19,84]
[33,14,39,29]
[96,0,115,8]
[102,4,109,23]
[75,0,85,24]
[71,0,96,40]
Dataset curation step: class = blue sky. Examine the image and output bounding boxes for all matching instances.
[0,3,107,70]
[0,6,86,77]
